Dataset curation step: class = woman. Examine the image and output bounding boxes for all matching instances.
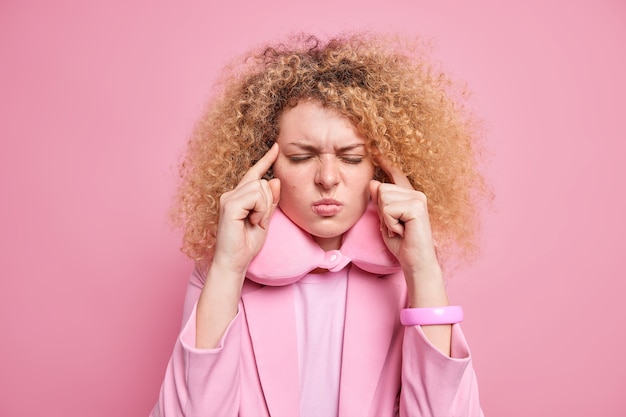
[152,33,487,417]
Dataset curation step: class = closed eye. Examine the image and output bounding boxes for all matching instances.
[288,154,313,162]
[340,155,364,164]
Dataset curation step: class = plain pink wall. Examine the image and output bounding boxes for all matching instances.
[1,0,624,415]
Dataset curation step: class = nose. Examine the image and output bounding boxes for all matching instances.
[314,157,340,189]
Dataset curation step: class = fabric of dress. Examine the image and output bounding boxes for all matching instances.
[292,268,349,416]
[151,203,484,417]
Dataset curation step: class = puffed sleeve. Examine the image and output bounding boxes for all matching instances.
[400,324,484,417]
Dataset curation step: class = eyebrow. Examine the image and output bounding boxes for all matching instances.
[288,142,366,153]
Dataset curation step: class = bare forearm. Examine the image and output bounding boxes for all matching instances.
[405,265,452,357]
[195,263,245,349]
[193,145,280,349]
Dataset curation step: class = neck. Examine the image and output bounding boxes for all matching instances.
[312,234,343,251]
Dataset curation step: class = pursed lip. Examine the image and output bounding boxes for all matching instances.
[312,198,342,207]
[311,198,343,216]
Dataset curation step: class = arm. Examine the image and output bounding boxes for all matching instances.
[150,268,244,417]
[151,145,281,416]
[370,160,483,415]
[195,143,280,348]
[369,159,451,355]
[399,324,483,417]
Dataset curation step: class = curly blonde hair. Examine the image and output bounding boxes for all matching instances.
[172,32,488,267]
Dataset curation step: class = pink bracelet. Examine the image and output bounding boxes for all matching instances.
[400,306,463,326]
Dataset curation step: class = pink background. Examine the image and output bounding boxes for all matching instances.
[1,0,625,415]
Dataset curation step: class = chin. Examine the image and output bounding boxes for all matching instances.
[309,221,354,239]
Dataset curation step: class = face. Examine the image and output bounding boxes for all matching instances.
[273,100,375,251]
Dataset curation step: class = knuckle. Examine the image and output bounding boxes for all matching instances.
[411,190,427,203]
[219,194,236,210]
[219,189,234,204]
[412,196,428,213]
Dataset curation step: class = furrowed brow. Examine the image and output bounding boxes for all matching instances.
[337,144,366,153]
[289,142,366,152]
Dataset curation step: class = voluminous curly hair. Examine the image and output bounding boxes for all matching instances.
[172,32,488,267]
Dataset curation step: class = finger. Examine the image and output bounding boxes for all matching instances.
[249,178,281,229]
[380,202,406,238]
[268,178,281,205]
[239,143,280,186]
[369,179,386,234]
[376,156,413,190]
[371,180,403,238]
[377,186,425,209]
[259,178,281,229]
[369,180,381,206]
[247,179,275,227]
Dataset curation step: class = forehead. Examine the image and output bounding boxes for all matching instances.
[277,100,366,147]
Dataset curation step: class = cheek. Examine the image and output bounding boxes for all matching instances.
[271,160,287,181]
[274,159,311,184]
[353,167,375,197]
[273,163,301,199]
[273,168,294,187]
[352,165,375,185]
[273,157,295,178]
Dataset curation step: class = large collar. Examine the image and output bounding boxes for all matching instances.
[247,202,401,285]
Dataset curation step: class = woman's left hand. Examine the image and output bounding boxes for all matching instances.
[368,158,442,282]
[370,159,452,355]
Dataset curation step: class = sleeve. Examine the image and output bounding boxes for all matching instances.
[149,267,243,417]
[399,324,484,417]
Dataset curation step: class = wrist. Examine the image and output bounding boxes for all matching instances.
[210,251,250,279]
[402,260,443,285]
[404,264,449,308]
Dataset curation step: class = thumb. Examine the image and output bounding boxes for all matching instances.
[369,179,381,205]
[260,179,281,229]
[269,178,281,205]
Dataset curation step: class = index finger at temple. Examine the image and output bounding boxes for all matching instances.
[239,143,279,185]
[377,155,413,189]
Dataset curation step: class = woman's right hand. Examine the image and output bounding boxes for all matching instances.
[211,143,281,277]
[196,144,280,349]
